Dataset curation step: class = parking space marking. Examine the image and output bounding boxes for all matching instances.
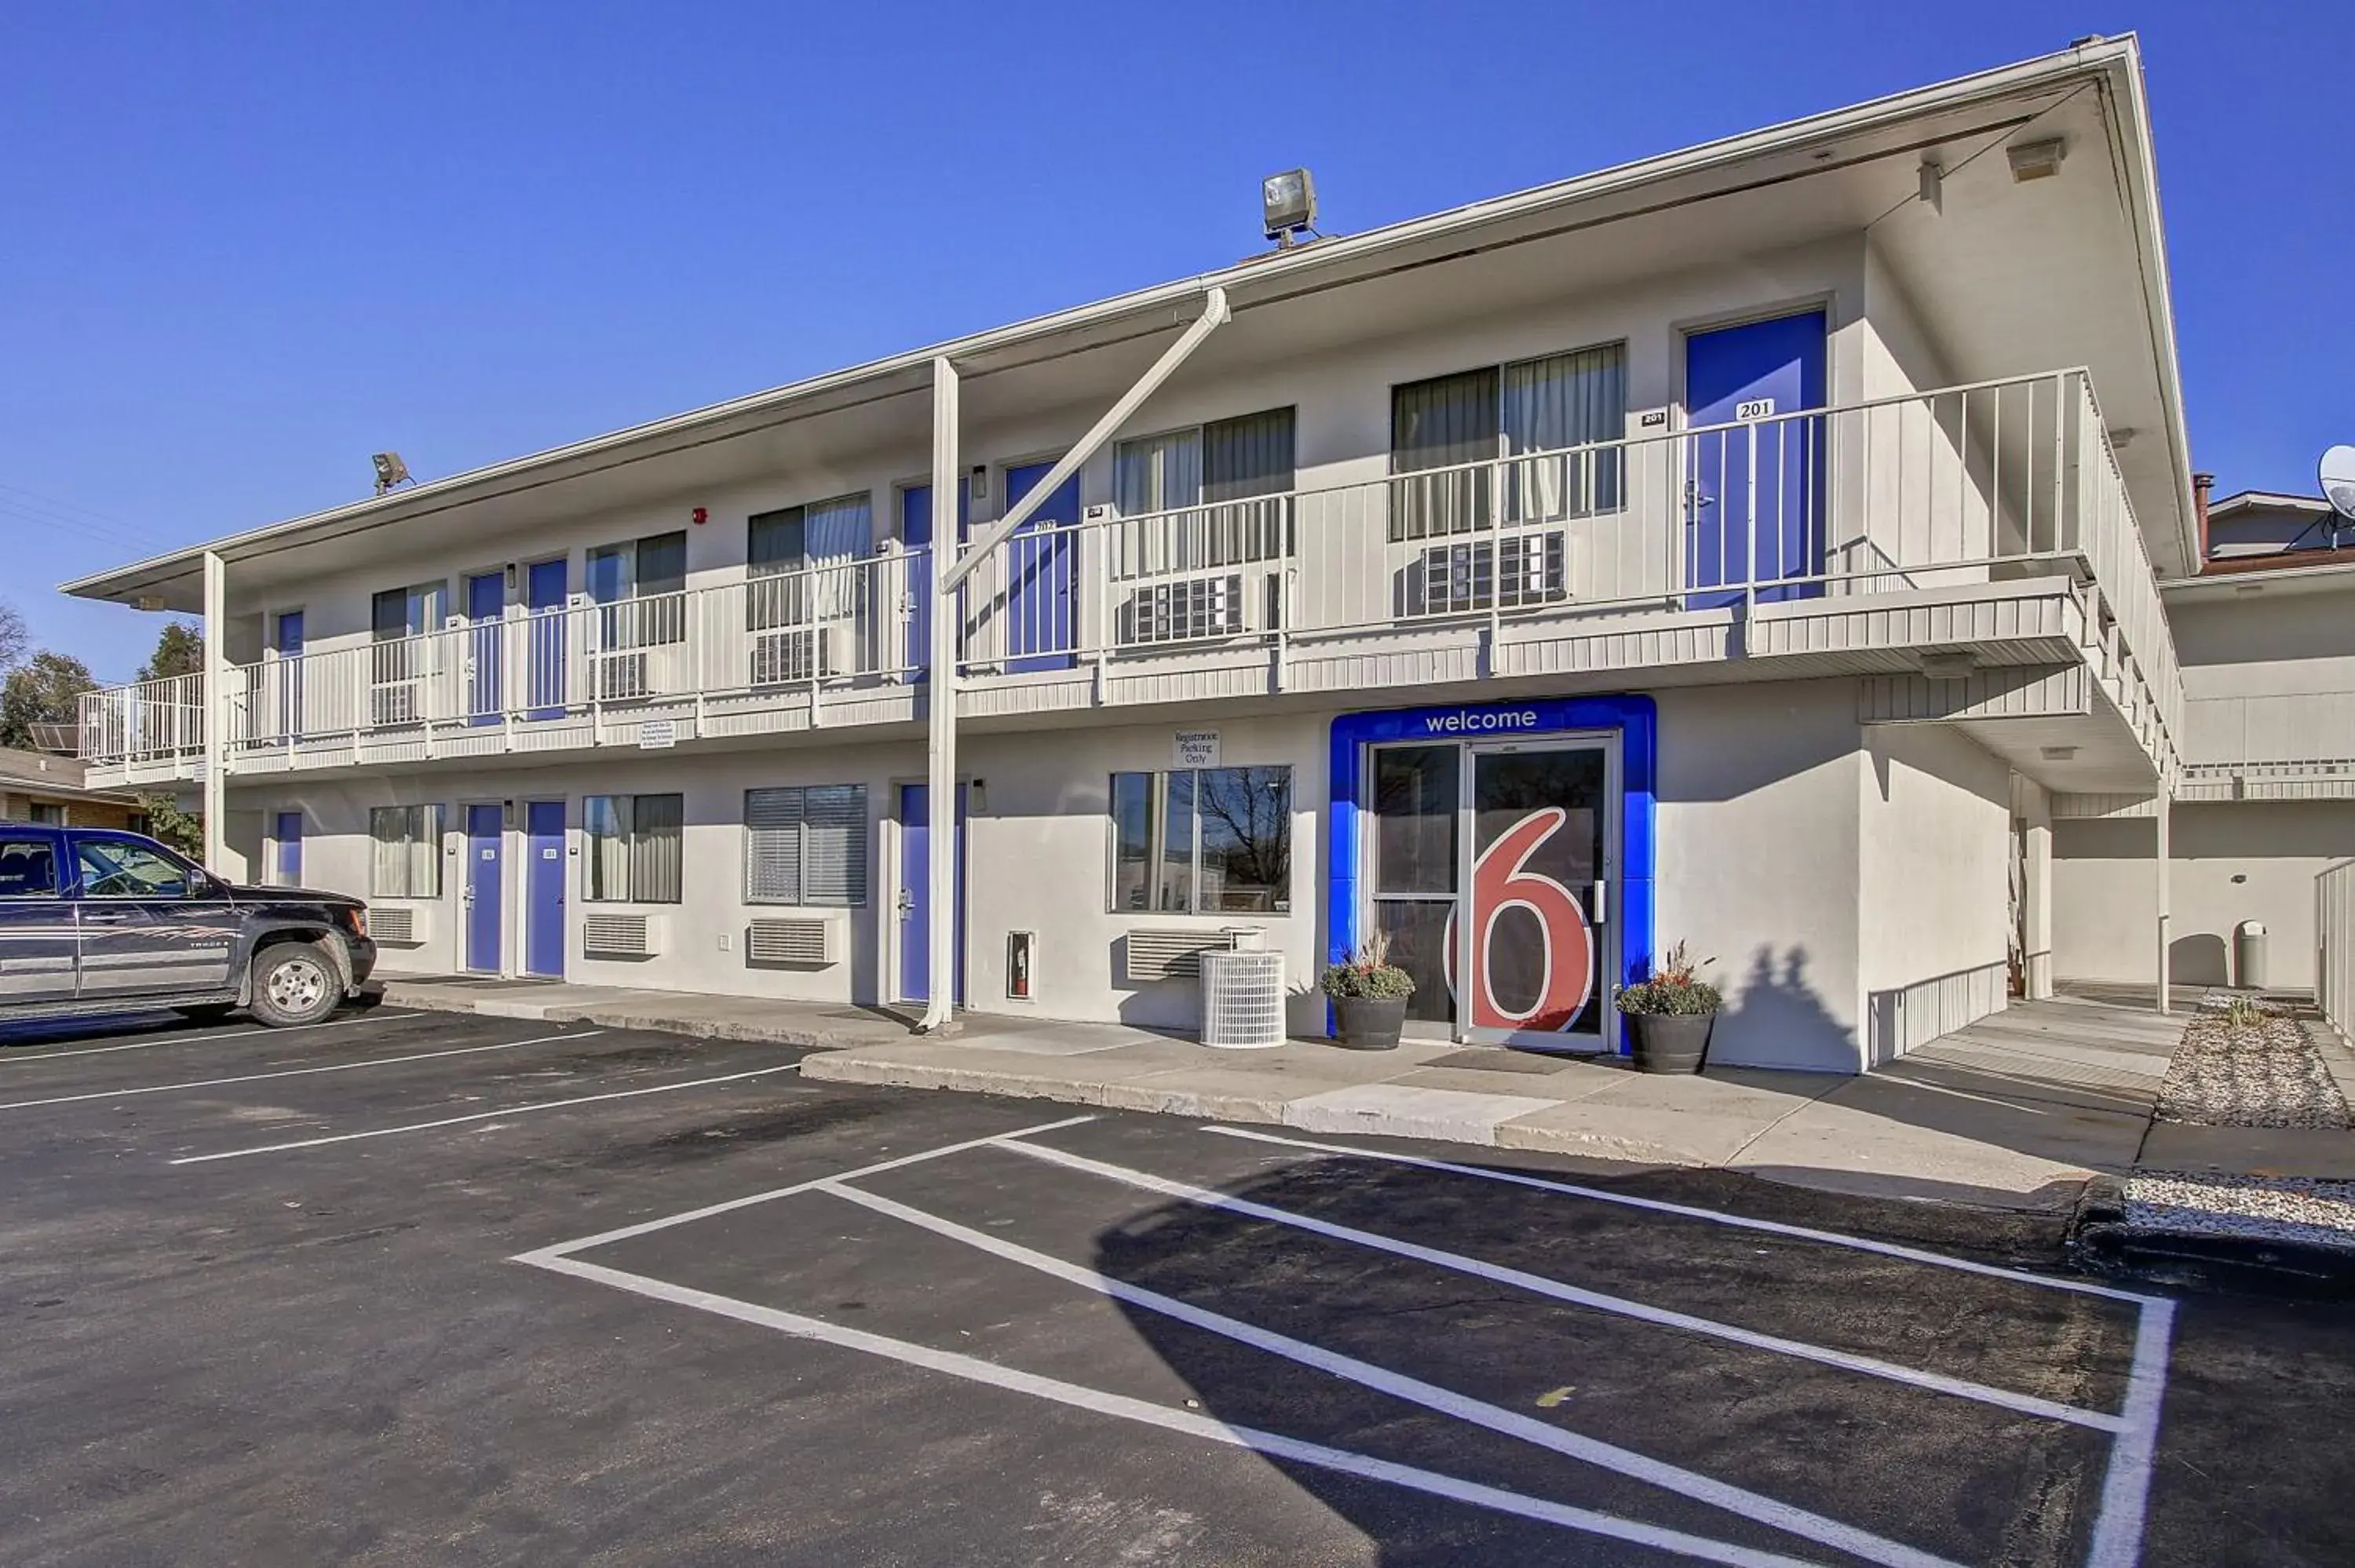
[0,1029,606,1114]
[170,1061,804,1165]
[1204,1126,2161,1304]
[1001,1139,2123,1431]
[823,1179,1960,1568]
[0,1011,414,1066]
[514,1114,1102,1262]
[528,1250,1820,1568]
[2088,1300,2177,1568]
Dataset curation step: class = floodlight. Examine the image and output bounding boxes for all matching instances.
[372,451,413,495]
[1262,168,1316,242]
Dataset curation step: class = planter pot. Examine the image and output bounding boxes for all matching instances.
[1331,995,1408,1051]
[1627,1012,1714,1074]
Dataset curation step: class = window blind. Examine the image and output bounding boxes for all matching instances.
[744,785,867,906]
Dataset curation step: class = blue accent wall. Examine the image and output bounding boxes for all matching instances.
[1327,695,1656,1052]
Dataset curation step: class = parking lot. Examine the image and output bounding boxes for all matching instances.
[1,1005,2350,1566]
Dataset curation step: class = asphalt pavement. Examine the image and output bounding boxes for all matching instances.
[0,1005,2348,1566]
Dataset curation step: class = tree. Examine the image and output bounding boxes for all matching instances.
[136,619,203,684]
[139,792,203,857]
[0,599,26,673]
[0,651,97,750]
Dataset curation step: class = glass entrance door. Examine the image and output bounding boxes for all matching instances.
[1364,735,1617,1049]
[1465,743,1612,1048]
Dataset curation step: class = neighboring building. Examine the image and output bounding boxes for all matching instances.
[2054,495,2355,990]
[0,746,148,833]
[63,39,2196,1074]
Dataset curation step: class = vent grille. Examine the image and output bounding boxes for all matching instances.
[369,906,422,945]
[747,916,838,965]
[583,912,659,957]
[1123,927,1261,983]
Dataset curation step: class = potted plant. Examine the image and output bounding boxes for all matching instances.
[1616,943,1722,1074]
[1322,934,1416,1051]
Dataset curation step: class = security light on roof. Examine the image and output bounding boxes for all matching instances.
[371,451,413,496]
[1261,168,1316,244]
[2321,446,2355,523]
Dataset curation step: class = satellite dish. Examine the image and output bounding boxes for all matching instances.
[2324,445,2355,523]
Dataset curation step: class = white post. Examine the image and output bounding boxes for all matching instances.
[201,549,227,873]
[918,355,961,1033]
[2155,790,2172,1015]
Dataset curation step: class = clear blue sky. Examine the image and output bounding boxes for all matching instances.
[3,2,2348,682]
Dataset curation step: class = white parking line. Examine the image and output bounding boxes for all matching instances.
[526,1250,1823,1568]
[2087,1300,2177,1568]
[516,1114,1101,1261]
[171,1061,804,1164]
[1001,1139,2123,1432]
[1202,1126,2163,1304]
[0,1011,414,1065]
[823,1180,1962,1568]
[0,1029,606,1113]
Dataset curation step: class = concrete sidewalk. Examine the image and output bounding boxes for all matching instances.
[379,972,2186,1215]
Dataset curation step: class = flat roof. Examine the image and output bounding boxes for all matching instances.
[64,34,2190,604]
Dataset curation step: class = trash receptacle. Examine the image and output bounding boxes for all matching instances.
[2235,920,2267,991]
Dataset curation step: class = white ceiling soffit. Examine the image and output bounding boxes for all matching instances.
[64,34,2189,606]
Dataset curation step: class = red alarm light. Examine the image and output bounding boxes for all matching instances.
[692,506,709,526]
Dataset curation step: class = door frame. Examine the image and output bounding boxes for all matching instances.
[459,800,509,976]
[1328,696,1656,1054]
[889,775,969,1007]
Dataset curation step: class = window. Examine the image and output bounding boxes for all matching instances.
[588,531,688,642]
[75,838,199,899]
[584,793,683,903]
[743,785,867,906]
[371,581,447,724]
[371,581,448,640]
[1111,409,1295,643]
[370,805,443,898]
[27,803,64,826]
[0,835,58,898]
[1108,766,1291,913]
[1390,344,1626,541]
[747,495,872,683]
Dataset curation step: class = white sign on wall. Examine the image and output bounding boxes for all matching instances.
[639,719,676,750]
[1173,729,1221,768]
[1734,397,1776,422]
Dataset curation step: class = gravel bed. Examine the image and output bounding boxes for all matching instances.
[2127,1170,2355,1251]
[2152,1000,2350,1130]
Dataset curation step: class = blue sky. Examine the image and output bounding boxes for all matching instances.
[3,2,2348,681]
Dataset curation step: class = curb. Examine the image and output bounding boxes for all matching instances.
[377,983,870,1051]
[2068,1173,2355,1296]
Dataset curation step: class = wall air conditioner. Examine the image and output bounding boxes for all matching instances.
[1122,925,1266,984]
[746,915,841,965]
[1409,531,1567,616]
[593,649,651,701]
[750,621,849,687]
[367,906,429,946]
[371,682,422,725]
[583,912,663,958]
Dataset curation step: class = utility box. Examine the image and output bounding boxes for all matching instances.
[2235,921,2268,992]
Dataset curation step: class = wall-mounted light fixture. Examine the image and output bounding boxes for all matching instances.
[2006,138,2067,183]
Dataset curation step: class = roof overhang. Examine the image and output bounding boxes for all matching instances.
[64,34,2195,608]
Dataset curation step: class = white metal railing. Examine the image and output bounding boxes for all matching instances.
[78,672,204,764]
[78,369,2184,772]
[2319,859,2355,1038]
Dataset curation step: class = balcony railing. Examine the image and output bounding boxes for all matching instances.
[80,368,2181,774]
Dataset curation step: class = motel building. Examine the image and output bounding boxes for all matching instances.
[68,38,2230,1075]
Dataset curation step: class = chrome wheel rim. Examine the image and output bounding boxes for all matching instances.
[267,955,329,1013]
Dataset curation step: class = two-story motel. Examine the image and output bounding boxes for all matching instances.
[64,39,2197,1074]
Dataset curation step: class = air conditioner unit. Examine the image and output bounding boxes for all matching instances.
[746,915,841,965]
[1200,949,1287,1048]
[593,650,651,701]
[1122,926,1265,984]
[1410,531,1566,615]
[1116,567,1283,647]
[367,906,429,946]
[371,682,422,725]
[750,622,849,687]
[583,912,663,958]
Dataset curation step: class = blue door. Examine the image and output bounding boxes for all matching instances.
[1001,461,1078,673]
[524,559,567,720]
[273,611,305,743]
[272,811,303,887]
[524,800,564,979]
[464,804,504,974]
[1685,311,1827,607]
[466,571,505,725]
[896,782,966,1004]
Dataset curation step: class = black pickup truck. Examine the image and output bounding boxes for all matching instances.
[0,826,376,1030]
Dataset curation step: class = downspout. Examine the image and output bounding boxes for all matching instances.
[201,550,227,873]
[917,287,1229,1034]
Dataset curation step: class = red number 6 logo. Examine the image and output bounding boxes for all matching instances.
[1461,807,1594,1032]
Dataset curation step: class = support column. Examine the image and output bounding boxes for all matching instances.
[2025,816,2054,1000]
[201,549,227,874]
[2154,791,2172,1015]
[918,356,960,1034]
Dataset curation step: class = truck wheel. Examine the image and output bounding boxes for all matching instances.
[249,943,341,1028]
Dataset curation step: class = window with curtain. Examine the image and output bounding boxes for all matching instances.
[368,583,444,722]
[1112,409,1294,594]
[1389,345,1627,538]
[368,804,442,898]
[1390,368,1499,540]
[743,784,868,906]
[1106,766,1291,913]
[583,793,683,903]
[589,532,687,647]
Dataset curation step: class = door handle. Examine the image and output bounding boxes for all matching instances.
[1590,880,1608,926]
